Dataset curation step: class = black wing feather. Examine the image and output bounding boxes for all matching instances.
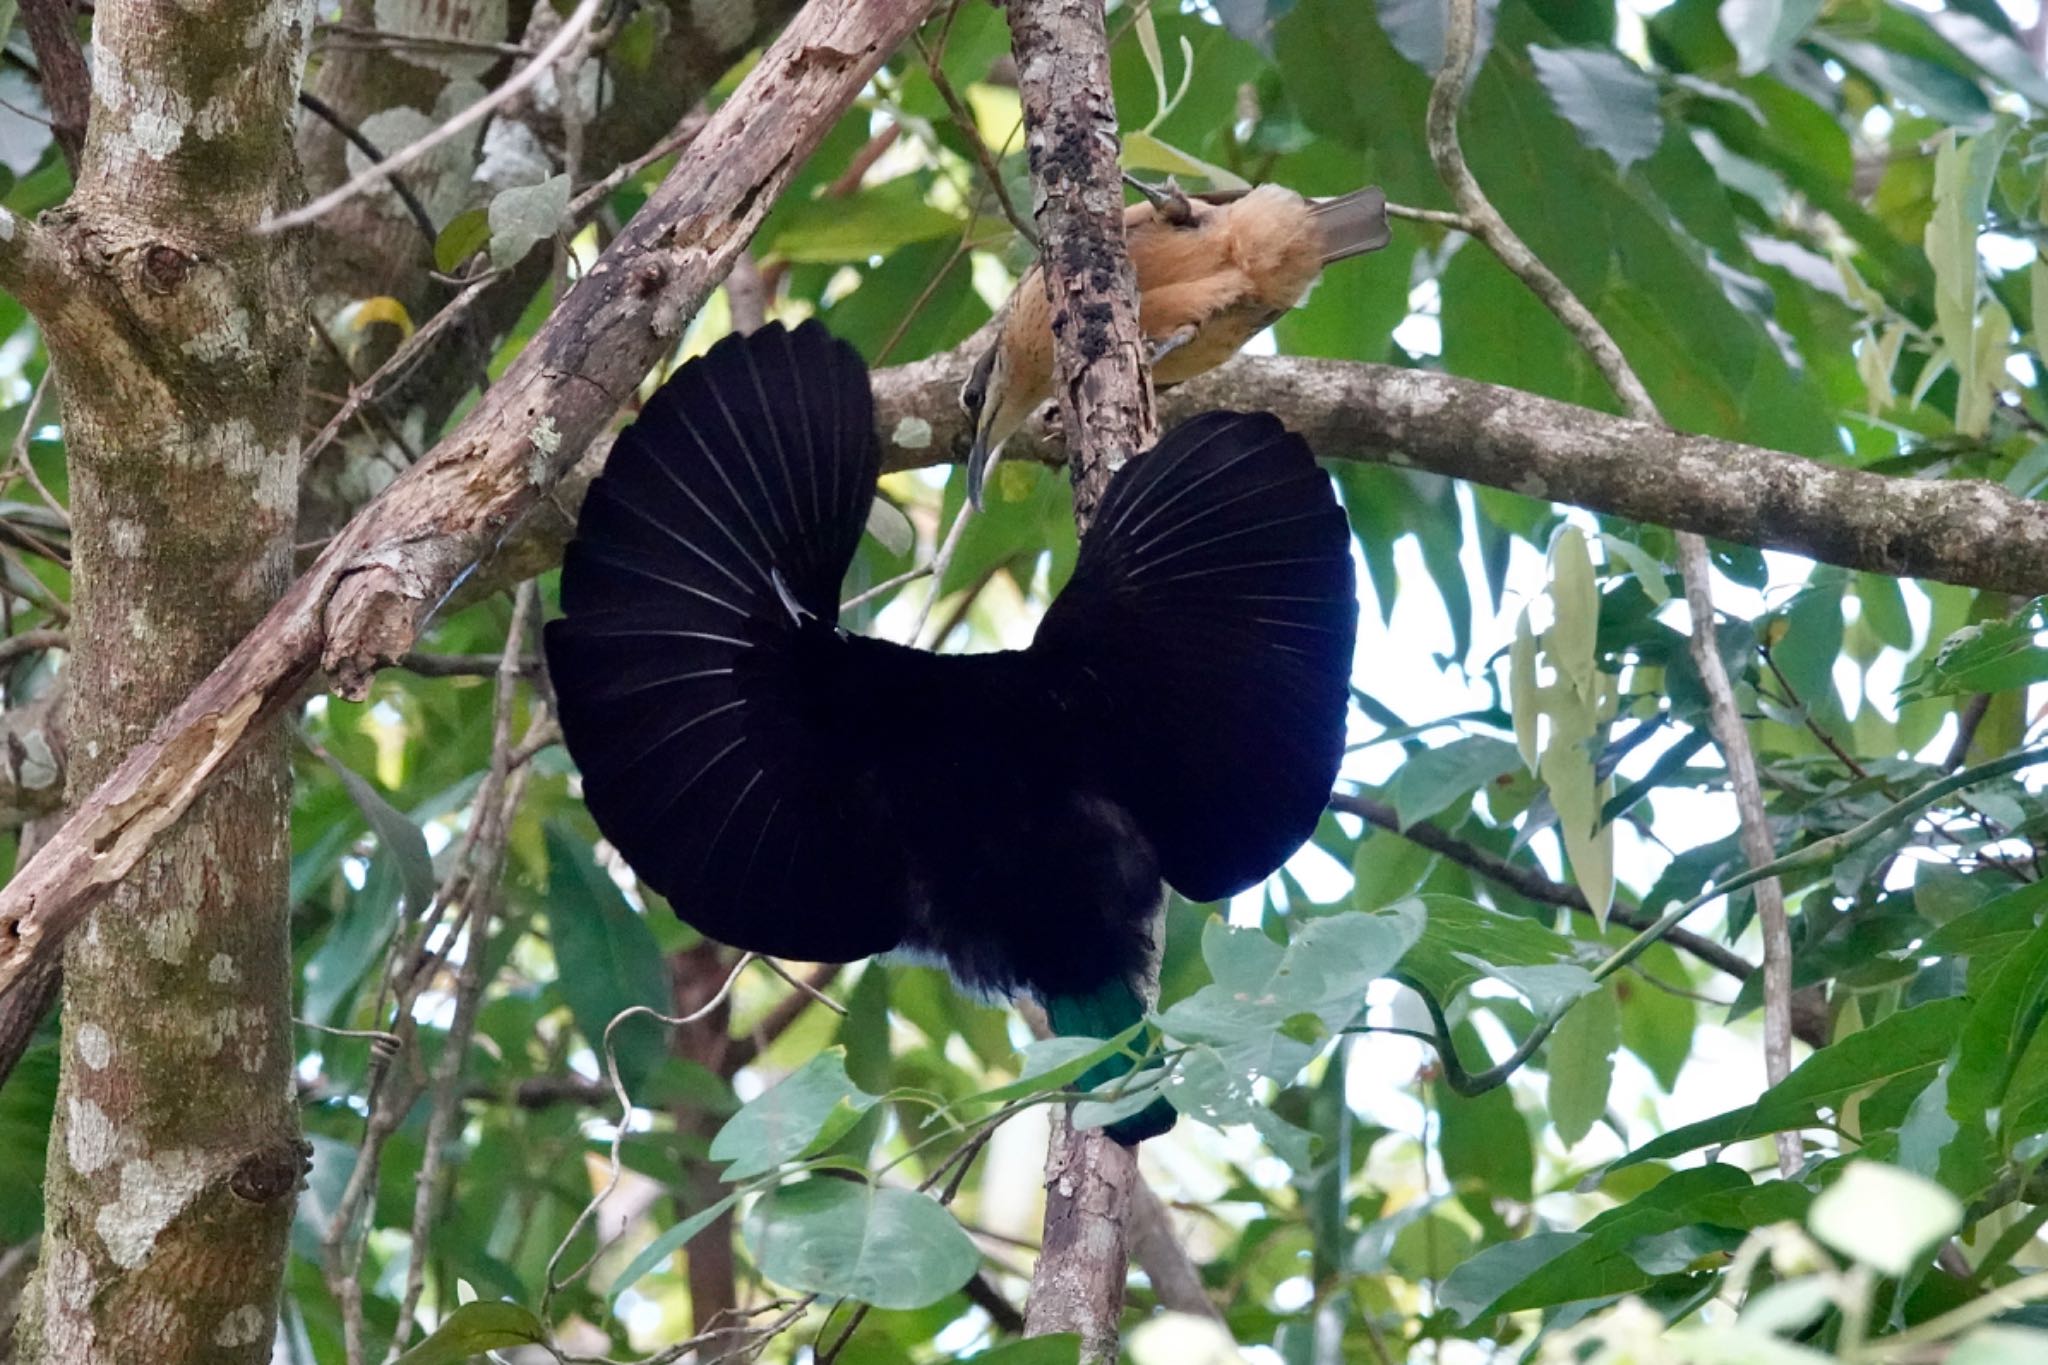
[1034,411,1356,902]
[545,321,907,962]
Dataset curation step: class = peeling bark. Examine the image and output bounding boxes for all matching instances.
[13,0,311,1360]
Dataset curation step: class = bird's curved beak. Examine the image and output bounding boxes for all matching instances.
[964,429,996,512]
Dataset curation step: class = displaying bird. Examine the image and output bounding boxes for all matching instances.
[544,320,1357,1144]
[961,182,1390,506]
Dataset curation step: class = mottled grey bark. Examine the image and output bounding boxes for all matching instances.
[862,349,2048,599]
[1005,0,1150,1357]
[10,0,311,1359]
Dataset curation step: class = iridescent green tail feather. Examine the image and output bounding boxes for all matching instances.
[1043,978,1177,1146]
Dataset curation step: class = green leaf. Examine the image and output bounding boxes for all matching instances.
[316,748,436,915]
[1810,1162,1961,1277]
[973,1031,1143,1105]
[1619,943,1696,1092]
[1948,916,2048,1134]
[391,1301,547,1365]
[865,496,914,557]
[1901,600,2048,702]
[1454,956,1597,1016]
[1918,874,2048,961]
[1618,997,1970,1166]
[1527,46,1663,172]
[1122,130,1248,190]
[710,1049,878,1181]
[434,207,490,273]
[765,179,965,264]
[1600,534,1670,607]
[1855,573,1914,651]
[1436,1232,1584,1325]
[544,822,670,1092]
[1719,0,1822,75]
[487,173,570,269]
[1510,610,1539,771]
[302,853,402,1027]
[608,1194,739,1304]
[1547,982,1620,1146]
[0,1041,53,1239]
[1441,1165,1806,1322]
[1395,894,1585,1009]
[1158,907,1422,1048]
[744,1180,979,1310]
[1391,736,1521,830]
[1436,1029,1535,1227]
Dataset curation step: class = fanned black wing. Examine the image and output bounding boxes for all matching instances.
[543,321,909,961]
[1033,411,1356,902]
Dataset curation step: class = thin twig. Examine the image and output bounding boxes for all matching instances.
[908,496,978,647]
[1384,200,1474,231]
[264,0,604,235]
[757,956,848,1016]
[1327,791,1765,989]
[296,90,441,251]
[540,959,757,1311]
[1426,0,1797,1175]
[914,31,1036,246]
[384,583,543,1363]
[314,20,531,58]
[6,366,66,527]
[0,628,66,670]
[299,272,500,472]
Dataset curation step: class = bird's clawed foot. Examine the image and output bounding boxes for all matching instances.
[1148,324,1199,368]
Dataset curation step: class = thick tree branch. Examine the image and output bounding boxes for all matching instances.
[0,0,937,1004]
[0,208,77,324]
[864,352,2048,598]
[1006,0,1150,1358]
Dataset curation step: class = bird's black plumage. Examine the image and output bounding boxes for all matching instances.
[544,320,1356,1142]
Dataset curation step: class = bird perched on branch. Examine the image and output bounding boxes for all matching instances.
[544,320,1356,1144]
[961,181,1391,505]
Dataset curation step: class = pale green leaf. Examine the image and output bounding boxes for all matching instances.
[865,496,913,557]
[488,173,570,269]
[1809,1162,1961,1277]
[709,1049,876,1180]
[1510,609,1540,771]
[608,1194,740,1304]
[392,1301,546,1365]
[745,1181,979,1310]
[1547,983,1620,1147]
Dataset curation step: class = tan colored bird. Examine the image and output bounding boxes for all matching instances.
[961,182,1391,505]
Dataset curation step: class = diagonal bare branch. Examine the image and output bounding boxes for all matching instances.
[0,0,939,1005]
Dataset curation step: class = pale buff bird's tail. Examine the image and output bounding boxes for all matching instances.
[1308,186,1392,264]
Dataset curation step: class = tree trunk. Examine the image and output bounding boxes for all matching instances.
[14,0,309,1359]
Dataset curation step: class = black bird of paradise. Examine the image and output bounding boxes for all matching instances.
[543,320,1357,1144]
